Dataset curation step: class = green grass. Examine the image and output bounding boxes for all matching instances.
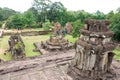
[113,49,120,60]
[0,34,120,61]
[22,35,50,57]
[65,35,78,43]
[0,35,50,61]
[0,52,12,61]
[0,36,12,61]
[0,36,9,49]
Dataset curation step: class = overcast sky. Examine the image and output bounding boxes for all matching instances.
[0,0,120,14]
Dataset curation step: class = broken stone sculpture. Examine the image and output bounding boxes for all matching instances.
[8,33,25,59]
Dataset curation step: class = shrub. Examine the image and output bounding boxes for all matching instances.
[71,20,84,38]
[43,20,51,30]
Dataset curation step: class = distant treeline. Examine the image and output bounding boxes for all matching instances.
[0,0,120,41]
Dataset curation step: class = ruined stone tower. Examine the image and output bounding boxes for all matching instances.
[8,34,25,59]
[68,19,116,80]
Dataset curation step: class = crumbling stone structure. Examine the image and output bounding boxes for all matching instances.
[64,22,73,34]
[40,22,73,51]
[68,19,116,80]
[8,34,25,59]
[52,22,62,35]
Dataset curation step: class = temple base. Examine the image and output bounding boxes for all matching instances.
[67,64,116,80]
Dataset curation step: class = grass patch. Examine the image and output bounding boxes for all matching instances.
[0,36,12,61]
[22,35,50,57]
[113,49,120,60]
[65,35,78,43]
[0,35,50,61]
[0,53,12,61]
[0,34,120,61]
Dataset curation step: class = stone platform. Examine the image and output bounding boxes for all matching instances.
[33,42,74,55]
[0,49,75,80]
[68,60,120,80]
[0,49,120,80]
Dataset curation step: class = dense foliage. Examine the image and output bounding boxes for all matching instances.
[0,0,120,41]
[0,7,17,21]
[109,13,120,41]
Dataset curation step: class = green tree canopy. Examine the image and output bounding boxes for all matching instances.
[47,2,66,23]
[0,7,17,21]
[23,11,35,28]
[6,13,24,29]
[110,13,120,41]
[33,0,51,22]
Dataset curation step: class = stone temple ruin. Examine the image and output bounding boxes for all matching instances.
[68,19,117,80]
[0,20,120,80]
[8,34,25,59]
[41,22,73,50]
[34,22,73,54]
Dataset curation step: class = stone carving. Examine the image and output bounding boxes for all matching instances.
[52,22,73,36]
[52,22,62,35]
[68,19,117,80]
[8,34,25,59]
[34,22,73,51]
[64,22,73,34]
[40,22,73,51]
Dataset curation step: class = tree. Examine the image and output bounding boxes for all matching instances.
[76,10,88,22]
[94,10,106,19]
[0,7,17,20]
[27,7,40,22]
[43,20,51,30]
[33,0,51,22]
[47,2,66,25]
[62,11,76,26]
[23,11,35,28]
[110,13,120,41]
[71,20,84,37]
[106,11,114,19]
[6,14,24,29]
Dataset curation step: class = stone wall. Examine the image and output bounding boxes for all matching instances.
[3,30,51,36]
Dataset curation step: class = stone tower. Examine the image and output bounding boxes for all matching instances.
[8,34,25,59]
[68,19,116,80]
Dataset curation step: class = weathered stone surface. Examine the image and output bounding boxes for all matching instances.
[8,34,25,59]
[0,50,75,80]
[52,22,62,35]
[0,48,120,80]
[34,22,73,52]
[21,30,51,36]
[64,22,73,34]
[68,19,117,80]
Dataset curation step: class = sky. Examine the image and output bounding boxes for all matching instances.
[0,0,120,14]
